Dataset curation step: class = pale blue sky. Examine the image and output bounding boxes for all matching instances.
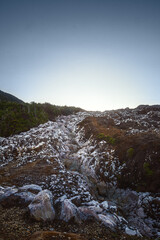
[0,0,160,111]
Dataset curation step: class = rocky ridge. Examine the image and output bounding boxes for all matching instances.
[0,107,160,239]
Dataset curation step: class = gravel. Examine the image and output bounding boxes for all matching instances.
[0,205,151,240]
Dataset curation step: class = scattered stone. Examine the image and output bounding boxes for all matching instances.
[0,111,160,238]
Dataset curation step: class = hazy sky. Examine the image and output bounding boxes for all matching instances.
[0,0,160,111]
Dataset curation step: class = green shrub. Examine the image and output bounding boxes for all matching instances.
[127,148,134,158]
[0,101,82,137]
[107,136,116,145]
[143,162,153,176]
[97,133,116,145]
[97,133,106,139]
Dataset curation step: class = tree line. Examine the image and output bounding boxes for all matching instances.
[0,101,83,137]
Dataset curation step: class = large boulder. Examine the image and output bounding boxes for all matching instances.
[60,199,79,222]
[0,185,42,207]
[28,190,55,221]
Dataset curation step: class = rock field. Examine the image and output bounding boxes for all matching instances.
[0,106,160,239]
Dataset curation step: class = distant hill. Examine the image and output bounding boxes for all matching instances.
[0,90,24,103]
[0,90,83,137]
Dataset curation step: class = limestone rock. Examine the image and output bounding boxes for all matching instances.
[0,185,38,206]
[28,190,55,221]
[88,205,103,213]
[0,186,18,207]
[78,206,98,221]
[19,184,42,194]
[100,201,109,210]
[14,191,36,205]
[137,207,145,218]
[60,199,78,222]
[125,227,141,236]
[98,214,117,230]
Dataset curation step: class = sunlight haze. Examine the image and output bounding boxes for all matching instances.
[0,0,160,111]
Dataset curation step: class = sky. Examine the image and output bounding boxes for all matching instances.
[0,0,160,111]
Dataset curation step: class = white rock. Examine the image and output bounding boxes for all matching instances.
[88,206,103,213]
[0,186,18,202]
[98,214,117,230]
[78,206,99,221]
[15,191,36,204]
[125,227,141,236]
[137,207,145,218]
[100,201,109,210]
[28,190,55,221]
[19,184,42,193]
[60,199,78,222]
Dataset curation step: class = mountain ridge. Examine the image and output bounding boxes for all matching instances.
[0,90,24,104]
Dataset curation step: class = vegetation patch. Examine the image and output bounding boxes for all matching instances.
[97,133,116,145]
[0,101,82,137]
[143,162,153,176]
[127,147,134,158]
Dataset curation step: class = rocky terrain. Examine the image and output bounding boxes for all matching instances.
[0,106,160,239]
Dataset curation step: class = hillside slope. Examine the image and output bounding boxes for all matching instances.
[0,90,24,103]
[0,90,83,137]
[79,105,160,193]
[0,107,160,239]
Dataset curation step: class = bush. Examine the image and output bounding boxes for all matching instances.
[97,133,116,145]
[0,101,82,137]
[143,162,153,176]
[127,148,134,158]
[97,133,106,139]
